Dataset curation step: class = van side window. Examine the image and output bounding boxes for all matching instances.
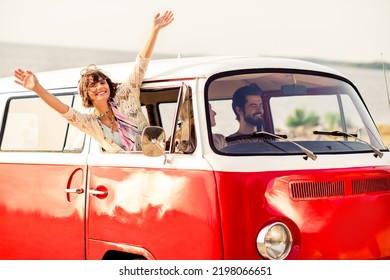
[173,87,196,153]
[141,86,196,154]
[141,87,181,139]
[63,95,87,152]
[0,94,84,152]
[158,102,176,137]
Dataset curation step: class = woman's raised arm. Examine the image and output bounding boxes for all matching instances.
[13,68,69,114]
[139,10,174,59]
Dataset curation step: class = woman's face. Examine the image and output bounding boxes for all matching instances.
[87,77,111,104]
[209,103,217,127]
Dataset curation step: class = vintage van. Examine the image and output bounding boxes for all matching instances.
[0,56,389,260]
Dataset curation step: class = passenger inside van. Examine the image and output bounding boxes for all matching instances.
[173,94,196,153]
[209,103,226,149]
[13,10,174,153]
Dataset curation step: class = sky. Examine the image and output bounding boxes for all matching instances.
[0,0,389,63]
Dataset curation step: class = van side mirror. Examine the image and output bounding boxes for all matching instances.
[141,126,170,164]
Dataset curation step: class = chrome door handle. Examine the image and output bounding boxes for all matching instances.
[89,189,108,196]
[88,185,108,199]
[64,188,84,194]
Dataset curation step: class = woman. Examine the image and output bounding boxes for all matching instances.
[209,103,226,149]
[13,10,174,152]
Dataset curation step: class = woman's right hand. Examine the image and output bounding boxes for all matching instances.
[13,68,69,114]
[13,68,39,91]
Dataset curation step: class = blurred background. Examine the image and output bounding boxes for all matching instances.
[1,0,390,144]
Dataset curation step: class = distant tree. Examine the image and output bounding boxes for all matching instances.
[286,108,319,128]
[324,112,352,130]
[324,112,339,130]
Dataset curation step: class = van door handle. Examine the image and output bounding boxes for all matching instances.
[88,185,108,199]
[89,189,108,196]
[65,168,84,202]
[64,188,84,194]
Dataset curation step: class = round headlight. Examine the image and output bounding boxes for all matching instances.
[256,222,292,260]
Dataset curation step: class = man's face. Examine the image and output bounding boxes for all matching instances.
[242,95,263,126]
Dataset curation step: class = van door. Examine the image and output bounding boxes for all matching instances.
[86,84,222,260]
[0,93,89,259]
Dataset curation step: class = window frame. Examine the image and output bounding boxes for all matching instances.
[0,92,85,153]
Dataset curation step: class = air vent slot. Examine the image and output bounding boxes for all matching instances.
[352,177,390,195]
[290,181,345,200]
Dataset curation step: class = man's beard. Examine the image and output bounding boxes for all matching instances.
[244,113,263,129]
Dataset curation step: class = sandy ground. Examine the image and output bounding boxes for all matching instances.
[377,124,390,148]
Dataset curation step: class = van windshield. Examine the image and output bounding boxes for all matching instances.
[206,71,387,156]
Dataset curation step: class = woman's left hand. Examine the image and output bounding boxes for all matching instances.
[153,10,174,31]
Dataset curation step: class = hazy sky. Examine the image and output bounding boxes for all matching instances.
[0,0,389,62]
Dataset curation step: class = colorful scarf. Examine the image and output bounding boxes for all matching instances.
[109,99,139,151]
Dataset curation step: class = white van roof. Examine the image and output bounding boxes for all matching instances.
[0,56,344,93]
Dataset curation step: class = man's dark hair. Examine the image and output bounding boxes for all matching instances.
[231,83,262,120]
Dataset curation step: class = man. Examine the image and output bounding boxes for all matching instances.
[228,84,264,141]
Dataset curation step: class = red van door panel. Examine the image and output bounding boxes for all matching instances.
[87,165,222,259]
[0,162,86,259]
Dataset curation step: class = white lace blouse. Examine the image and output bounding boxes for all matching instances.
[61,55,150,152]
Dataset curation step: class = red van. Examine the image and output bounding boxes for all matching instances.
[0,56,389,259]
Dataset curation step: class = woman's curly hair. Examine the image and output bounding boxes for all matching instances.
[78,64,118,108]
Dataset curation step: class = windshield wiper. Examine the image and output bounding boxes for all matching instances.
[226,131,287,142]
[313,130,383,158]
[226,131,317,161]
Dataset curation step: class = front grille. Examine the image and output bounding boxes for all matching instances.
[290,181,345,200]
[289,176,390,200]
[352,177,390,195]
